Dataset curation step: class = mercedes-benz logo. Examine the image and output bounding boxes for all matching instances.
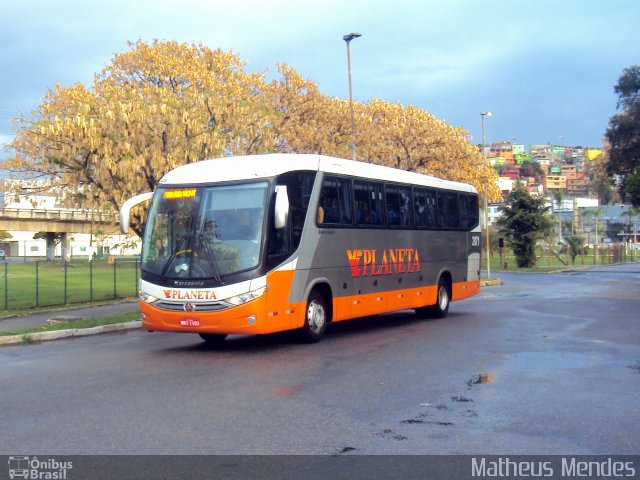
[183,302,196,312]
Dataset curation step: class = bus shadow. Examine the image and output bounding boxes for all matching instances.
[157,309,455,354]
[326,309,457,338]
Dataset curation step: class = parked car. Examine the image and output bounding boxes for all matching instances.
[0,250,5,260]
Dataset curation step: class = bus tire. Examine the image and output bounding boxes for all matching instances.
[417,277,450,319]
[199,333,228,344]
[431,277,451,318]
[300,290,328,343]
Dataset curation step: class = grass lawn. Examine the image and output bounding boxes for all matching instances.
[486,247,640,273]
[0,258,139,311]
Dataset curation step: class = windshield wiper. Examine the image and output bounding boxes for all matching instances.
[158,234,190,280]
[198,233,224,285]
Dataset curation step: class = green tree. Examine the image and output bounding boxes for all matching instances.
[606,65,640,206]
[548,188,565,240]
[590,174,615,205]
[582,207,604,241]
[621,206,640,244]
[565,236,584,265]
[519,160,544,183]
[33,232,63,261]
[497,185,555,268]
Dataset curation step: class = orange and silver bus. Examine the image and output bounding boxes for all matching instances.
[120,153,481,343]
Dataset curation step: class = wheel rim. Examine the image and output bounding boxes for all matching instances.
[307,299,326,334]
[438,284,449,310]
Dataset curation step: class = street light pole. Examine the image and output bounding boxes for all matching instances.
[343,33,361,161]
[481,111,494,279]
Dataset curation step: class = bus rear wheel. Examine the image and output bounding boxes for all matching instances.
[417,277,450,319]
[199,333,228,344]
[432,277,451,318]
[300,291,328,343]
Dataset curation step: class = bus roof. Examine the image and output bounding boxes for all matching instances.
[158,153,477,193]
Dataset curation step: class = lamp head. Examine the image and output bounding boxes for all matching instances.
[343,33,362,43]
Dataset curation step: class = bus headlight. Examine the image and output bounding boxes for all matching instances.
[139,291,158,303]
[226,286,267,306]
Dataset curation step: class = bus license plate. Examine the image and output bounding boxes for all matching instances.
[179,317,201,327]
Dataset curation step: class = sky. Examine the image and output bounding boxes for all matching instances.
[1,0,639,159]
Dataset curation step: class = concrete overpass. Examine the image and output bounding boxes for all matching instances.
[0,208,118,260]
[0,208,116,233]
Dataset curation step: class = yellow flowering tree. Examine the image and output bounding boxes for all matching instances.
[262,64,352,156]
[7,40,273,235]
[6,40,500,237]
[263,68,499,198]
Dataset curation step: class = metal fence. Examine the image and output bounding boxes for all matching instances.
[0,256,140,311]
[490,242,640,271]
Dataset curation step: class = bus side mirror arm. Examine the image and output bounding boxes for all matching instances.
[119,192,154,234]
[274,185,289,230]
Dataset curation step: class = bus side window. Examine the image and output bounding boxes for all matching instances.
[355,181,382,226]
[459,193,469,230]
[386,185,411,227]
[426,189,438,228]
[437,191,448,229]
[447,192,460,229]
[386,185,401,226]
[415,188,437,229]
[414,188,427,228]
[471,194,479,228]
[370,183,384,226]
[354,181,368,225]
[398,185,412,227]
[318,176,352,226]
[463,193,479,230]
[337,178,353,224]
[318,185,339,224]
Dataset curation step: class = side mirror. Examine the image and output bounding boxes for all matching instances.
[119,192,154,234]
[274,185,289,230]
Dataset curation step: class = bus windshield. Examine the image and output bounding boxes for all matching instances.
[141,182,269,283]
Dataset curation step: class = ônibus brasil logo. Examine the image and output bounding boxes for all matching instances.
[8,456,73,479]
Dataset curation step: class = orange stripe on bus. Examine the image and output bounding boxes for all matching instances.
[140,277,480,336]
[332,280,479,322]
[452,279,481,301]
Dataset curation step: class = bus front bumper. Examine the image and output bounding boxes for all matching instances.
[140,299,267,335]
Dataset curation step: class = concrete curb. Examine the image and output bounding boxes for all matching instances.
[0,299,139,322]
[0,321,142,346]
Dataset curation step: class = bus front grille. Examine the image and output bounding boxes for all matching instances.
[153,300,231,312]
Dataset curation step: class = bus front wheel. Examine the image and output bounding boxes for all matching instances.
[300,291,328,343]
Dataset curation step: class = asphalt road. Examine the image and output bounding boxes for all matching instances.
[1,264,639,455]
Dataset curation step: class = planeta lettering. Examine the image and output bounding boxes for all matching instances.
[346,249,421,277]
[163,289,217,300]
